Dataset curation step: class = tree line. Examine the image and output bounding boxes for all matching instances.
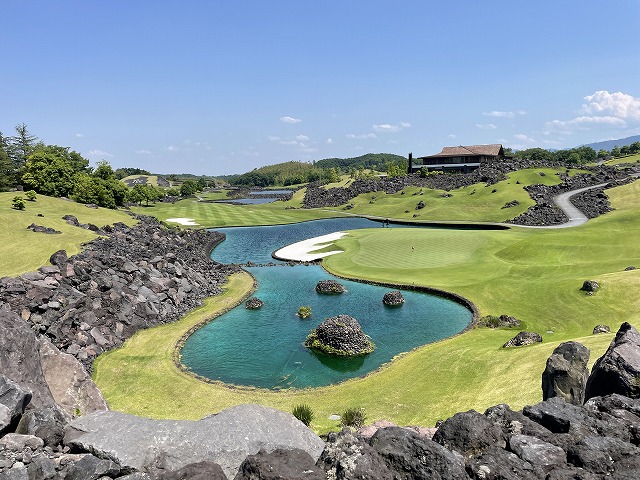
[1,123,206,209]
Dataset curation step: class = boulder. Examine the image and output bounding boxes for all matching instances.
[624,266,637,271]
[37,338,108,418]
[244,297,264,309]
[508,434,566,474]
[0,375,32,432]
[0,306,56,410]
[236,448,324,480]
[16,406,67,447]
[432,410,506,457]
[304,314,375,356]
[315,279,345,295]
[382,290,404,306]
[592,324,610,334]
[477,314,522,329]
[542,341,590,405]
[503,331,543,348]
[581,280,599,292]
[64,404,325,479]
[585,322,640,401]
[60,454,121,480]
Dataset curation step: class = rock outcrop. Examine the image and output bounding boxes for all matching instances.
[503,331,543,348]
[382,290,405,306]
[305,314,375,356]
[244,297,264,309]
[585,322,640,401]
[581,280,600,292]
[315,279,346,295]
[542,341,590,405]
[64,405,326,479]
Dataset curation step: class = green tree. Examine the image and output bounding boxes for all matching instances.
[32,144,90,173]
[93,160,116,180]
[0,133,14,191]
[180,180,200,196]
[25,190,37,201]
[611,146,621,157]
[8,123,38,172]
[325,167,341,183]
[21,150,76,197]
[597,149,609,159]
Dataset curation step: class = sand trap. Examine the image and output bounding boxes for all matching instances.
[274,232,347,262]
[166,218,200,226]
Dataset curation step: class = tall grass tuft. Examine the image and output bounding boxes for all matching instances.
[292,404,314,426]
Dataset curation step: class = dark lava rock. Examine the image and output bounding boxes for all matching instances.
[27,223,62,234]
[625,266,637,271]
[416,200,426,210]
[432,410,505,457]
[593,324,611,334]
[581,280,599,292]
[503,331,543,348]
[236,448,324,480]
[501,199,520,209]
[585,322,640,401]
[245,297,264,309]
[49,249,68,268]
[16,406,67,447]
[382,290,404,306]
[542,342,590,405]
[0,374,32,434]
[60,453,121,480]
[304,314,375,356]
[476,314,522,329]
[315,279,346,295]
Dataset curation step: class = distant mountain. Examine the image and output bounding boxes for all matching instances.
[580,135,640,152]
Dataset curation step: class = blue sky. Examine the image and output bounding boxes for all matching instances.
[2,1,639,175]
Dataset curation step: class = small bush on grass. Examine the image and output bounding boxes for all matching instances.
[292,404,314,426]
[12,196,26,210]
[25,190,37,201]
[340,407,366,428]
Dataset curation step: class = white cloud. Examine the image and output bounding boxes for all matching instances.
[296,134,309,141]
[279,140,299,145]
[514,133,536,143]
[448,133,457,138]
[326,138,334,144]
[547,116,626,128]
[280,116,301,124]
[167,145,179,151]
[372,122,411,133]
[268,136,280,141]
[346,133,377,139]
[581,90,640,120]
[88,150,113,158]
[135,149,152,155]
[475,123,497,129]
[75,133,84,138]
[483,110,527,118]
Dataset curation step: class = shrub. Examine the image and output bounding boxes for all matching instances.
[297,306,312,318]
[340,407,366,428]
[25,190,37,201]
[292,404,314,426]
[12,196,26,210]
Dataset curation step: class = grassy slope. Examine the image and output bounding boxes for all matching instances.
[0,192,135,277]
[324,168,589,223]
[131,188,345,227]
[93,180,639,433]
[604,153,640,165]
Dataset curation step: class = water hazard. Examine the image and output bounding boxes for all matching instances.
[179,218,472,389]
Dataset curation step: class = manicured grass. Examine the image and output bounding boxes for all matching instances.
[131,190,345,228]
[604,153,640,166]
[0,192,135,277]
[94,180,640,433]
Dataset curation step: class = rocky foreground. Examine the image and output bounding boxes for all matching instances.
[2,212,640,479]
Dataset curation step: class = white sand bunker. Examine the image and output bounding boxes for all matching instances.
[274,232,347,262]
[166,218,200,226]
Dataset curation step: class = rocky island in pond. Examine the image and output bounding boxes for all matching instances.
[315,279,346,295]
[382,290,404,306]
[304,314,375,356]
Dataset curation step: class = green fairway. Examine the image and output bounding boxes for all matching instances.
[130,189,346,227]
[604,153,640,166]
[0,192,135,277]
[94,180,640,433]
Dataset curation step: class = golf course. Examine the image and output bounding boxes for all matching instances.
[3,168,639,434]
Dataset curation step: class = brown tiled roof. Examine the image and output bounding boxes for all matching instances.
[421,144,503,158]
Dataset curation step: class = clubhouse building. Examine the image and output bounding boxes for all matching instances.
[409,144,507,174]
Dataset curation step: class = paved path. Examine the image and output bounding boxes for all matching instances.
[522,182,609,229]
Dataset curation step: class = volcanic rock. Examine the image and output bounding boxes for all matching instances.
[581,280,599,292]
[503,331,543,348]
[245,297,264,309]
[593,324,610,334]
[477,314,522,329]
[304,314,375,356]
[542,341,590,405]
[382,290,404,306]
[315,279,346,295]
[585,322,640,401]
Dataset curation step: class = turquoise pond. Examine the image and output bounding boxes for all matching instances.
[179,218,473,389]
